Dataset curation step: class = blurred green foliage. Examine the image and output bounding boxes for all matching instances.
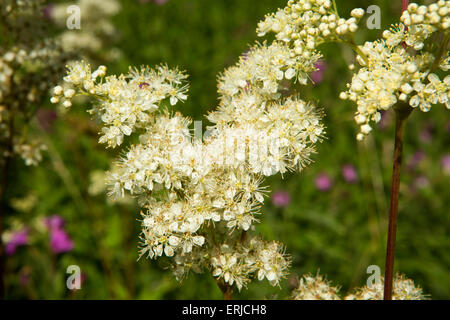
[3,0,449,299]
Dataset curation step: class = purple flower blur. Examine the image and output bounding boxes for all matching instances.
[341,164,358,183]
[50,228,74,254]
[139,0,168,4]
[45,215,65,231]
[414,175,429,190]
[315,173,333,191]
[311,60,327,84]
[407,150,425,171]
[441,154,450,175]
[20,270,30,286]
[36,109,58,132]
[271,191,291,207]
[45,215,74,254]
[5,229,28,255]
[419,123,434,144]
[42,4,53,19]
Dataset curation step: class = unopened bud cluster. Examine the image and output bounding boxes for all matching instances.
[257,0,365,59]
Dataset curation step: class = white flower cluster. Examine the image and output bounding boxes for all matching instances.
[51,0,122,61]
[257,0,365,55]
[53,0,326,291]
[13,141,47,166]
[292,272,427,300]
[291,273,341,300]
[209,239,290,290]
[345,273,427,300]
[401,1,449,30]
[51,62,189,147]
[340,1,449,140]
[218,42,321,97]
[0,0,68,166]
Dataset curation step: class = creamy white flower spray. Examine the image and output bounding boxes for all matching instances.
[258,0,448,299]
[52,31,325,297]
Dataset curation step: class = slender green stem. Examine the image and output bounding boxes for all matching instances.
[383,103,412,300]
[332,0,340,18]
[346,34,370,66]
[428,33,449,75]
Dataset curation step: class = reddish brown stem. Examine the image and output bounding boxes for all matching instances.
[401,0,409,49]
[402,0,409,12]
[216,279,233,300]
[383,105,412,300]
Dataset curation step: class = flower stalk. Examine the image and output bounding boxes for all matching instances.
[216,279,234,300]
[383,103,413,300]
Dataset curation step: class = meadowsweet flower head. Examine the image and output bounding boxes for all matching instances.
[53,0,327,293]
[291,273,341,300]
[257,0,365,51]
[53,62,189,148]
[345,273,428,300]
[340,1,449,139]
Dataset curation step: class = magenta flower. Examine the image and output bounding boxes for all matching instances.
[45,215,65,231]
[341,164,358,183]
[50,228,74,254]
[271,191,291,207]
[311,60,327,84]
[315,173,333,191]
[45,215,74,254]
[5,229,28,255]
[441,154,450,175]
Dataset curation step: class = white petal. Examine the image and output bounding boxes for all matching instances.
[192,236,205,246]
